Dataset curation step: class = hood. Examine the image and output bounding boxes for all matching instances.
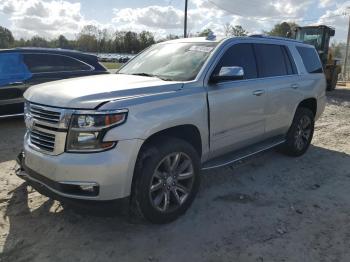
[24,74,183,109]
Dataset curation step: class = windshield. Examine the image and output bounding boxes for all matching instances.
[296,28,323,50]
[118,42,217,81]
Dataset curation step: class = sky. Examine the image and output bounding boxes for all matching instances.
[0,0,349,42]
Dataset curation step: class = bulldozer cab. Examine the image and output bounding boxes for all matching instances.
[295,25,335,67]
[295,25,340,91]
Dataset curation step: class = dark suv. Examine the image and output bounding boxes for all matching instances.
[0,48,108,117]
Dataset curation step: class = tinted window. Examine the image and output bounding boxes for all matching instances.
[254,44,290,77]
[23,54,92,73]
[281,46,297,75]
[0,53,32,87]
[296,46,323,73]
[214,43,257,79]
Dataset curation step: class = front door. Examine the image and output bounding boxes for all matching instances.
[0,52,31,116]
[207,43,266,157]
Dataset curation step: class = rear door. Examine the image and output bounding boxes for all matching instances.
[23,53,95,86]
[253,43,303,137]
[207,43,267,157]
[0,52,32,116]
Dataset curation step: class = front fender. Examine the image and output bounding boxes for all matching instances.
[101,87,209,157]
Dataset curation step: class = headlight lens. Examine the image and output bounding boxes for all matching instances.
[66,111,127,152]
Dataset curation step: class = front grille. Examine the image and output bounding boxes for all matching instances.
[29,129,56,152]
[26,102,71,155]
[29,105,61,124]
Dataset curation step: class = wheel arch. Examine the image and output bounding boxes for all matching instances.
[139,124,203,158]
[297,97,317,116]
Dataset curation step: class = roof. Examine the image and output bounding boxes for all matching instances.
[0,47,96,58]
[161,37,223,44]
[160,35,307,46]
[248,34,303,43]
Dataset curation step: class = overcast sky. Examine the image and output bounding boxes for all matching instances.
[0,0,349,42]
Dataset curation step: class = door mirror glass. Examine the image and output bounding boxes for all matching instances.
[211,66,244,83]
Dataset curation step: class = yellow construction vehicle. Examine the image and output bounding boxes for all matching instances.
[295,25,342,91]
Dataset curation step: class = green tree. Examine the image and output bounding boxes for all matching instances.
[139,31,155,50]
[0,26,14,48]
[198,28,213,37]
[224,24,248,37]
[124,31,139,53]
[28,36,49,47]
[331,41,344,59]
[76,25,100,52]
[57,35,69,49]
[266,22,298,38]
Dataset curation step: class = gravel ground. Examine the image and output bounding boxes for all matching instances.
[0,86,349,262]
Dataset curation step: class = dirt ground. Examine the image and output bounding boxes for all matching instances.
[0,87,350,262]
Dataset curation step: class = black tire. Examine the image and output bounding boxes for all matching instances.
[131,137,200,224]
[280,107,315,157]
[327,72,338,91]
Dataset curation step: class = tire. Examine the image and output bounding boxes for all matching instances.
[327,71,338,91]
[280,107,315,157]
[131,137,200,224]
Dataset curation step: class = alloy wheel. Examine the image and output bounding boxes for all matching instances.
[149,152,195,213]
[294,115,312,151]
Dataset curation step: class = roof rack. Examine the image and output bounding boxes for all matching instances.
[248,34,302,43]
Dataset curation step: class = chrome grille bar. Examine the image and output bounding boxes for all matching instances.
[26,102,73,155]
[29,105,61,124]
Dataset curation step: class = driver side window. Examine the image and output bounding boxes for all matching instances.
[214,43,257,80]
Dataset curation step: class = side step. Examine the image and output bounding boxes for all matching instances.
[201,136,286,170]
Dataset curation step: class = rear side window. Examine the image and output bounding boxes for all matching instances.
[214,43,257,79]
[281,46,297,75]
[23,54,92,74]
[254,44,290,77]
[296,46,323,73]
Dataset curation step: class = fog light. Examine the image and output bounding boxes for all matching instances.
[79,184,95,192]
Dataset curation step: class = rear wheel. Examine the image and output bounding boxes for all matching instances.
[131,137,200,224]
[327,70,338,91]
[280,107,314,157]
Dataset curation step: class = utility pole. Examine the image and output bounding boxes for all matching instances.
[344,7,350,81]
[184,0,188,38]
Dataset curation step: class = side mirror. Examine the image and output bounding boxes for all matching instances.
[210,66,244,83]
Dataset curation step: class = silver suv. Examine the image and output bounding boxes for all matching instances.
[17,36,326,223]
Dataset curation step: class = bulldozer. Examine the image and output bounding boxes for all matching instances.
[294,25,342,91]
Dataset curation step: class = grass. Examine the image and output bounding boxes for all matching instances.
[101,62,122,70]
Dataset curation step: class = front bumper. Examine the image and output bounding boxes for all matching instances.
[17,139,143,200]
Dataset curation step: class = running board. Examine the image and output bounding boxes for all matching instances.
[201,136,286,170]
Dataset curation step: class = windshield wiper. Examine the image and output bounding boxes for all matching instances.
[131,73,173,81]
[131,73,157,77]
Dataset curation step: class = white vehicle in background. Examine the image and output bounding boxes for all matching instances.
[17,35,326,223]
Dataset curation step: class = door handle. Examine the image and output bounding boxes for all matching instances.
[252,90,265,96]
[8,81,24,86]
[290,83,299,89]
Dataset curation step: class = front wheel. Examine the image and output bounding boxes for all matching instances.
[280,107,315,157]
[132,137,200,224]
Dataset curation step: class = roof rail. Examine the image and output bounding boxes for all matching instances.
[248,34,302,43]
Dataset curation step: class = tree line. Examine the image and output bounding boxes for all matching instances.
[0,22,346,58]
[0,25,157,54]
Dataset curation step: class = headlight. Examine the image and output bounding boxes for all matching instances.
[66,110,127,152]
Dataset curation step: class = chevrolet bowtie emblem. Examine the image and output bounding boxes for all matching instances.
[25,115,34,130]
